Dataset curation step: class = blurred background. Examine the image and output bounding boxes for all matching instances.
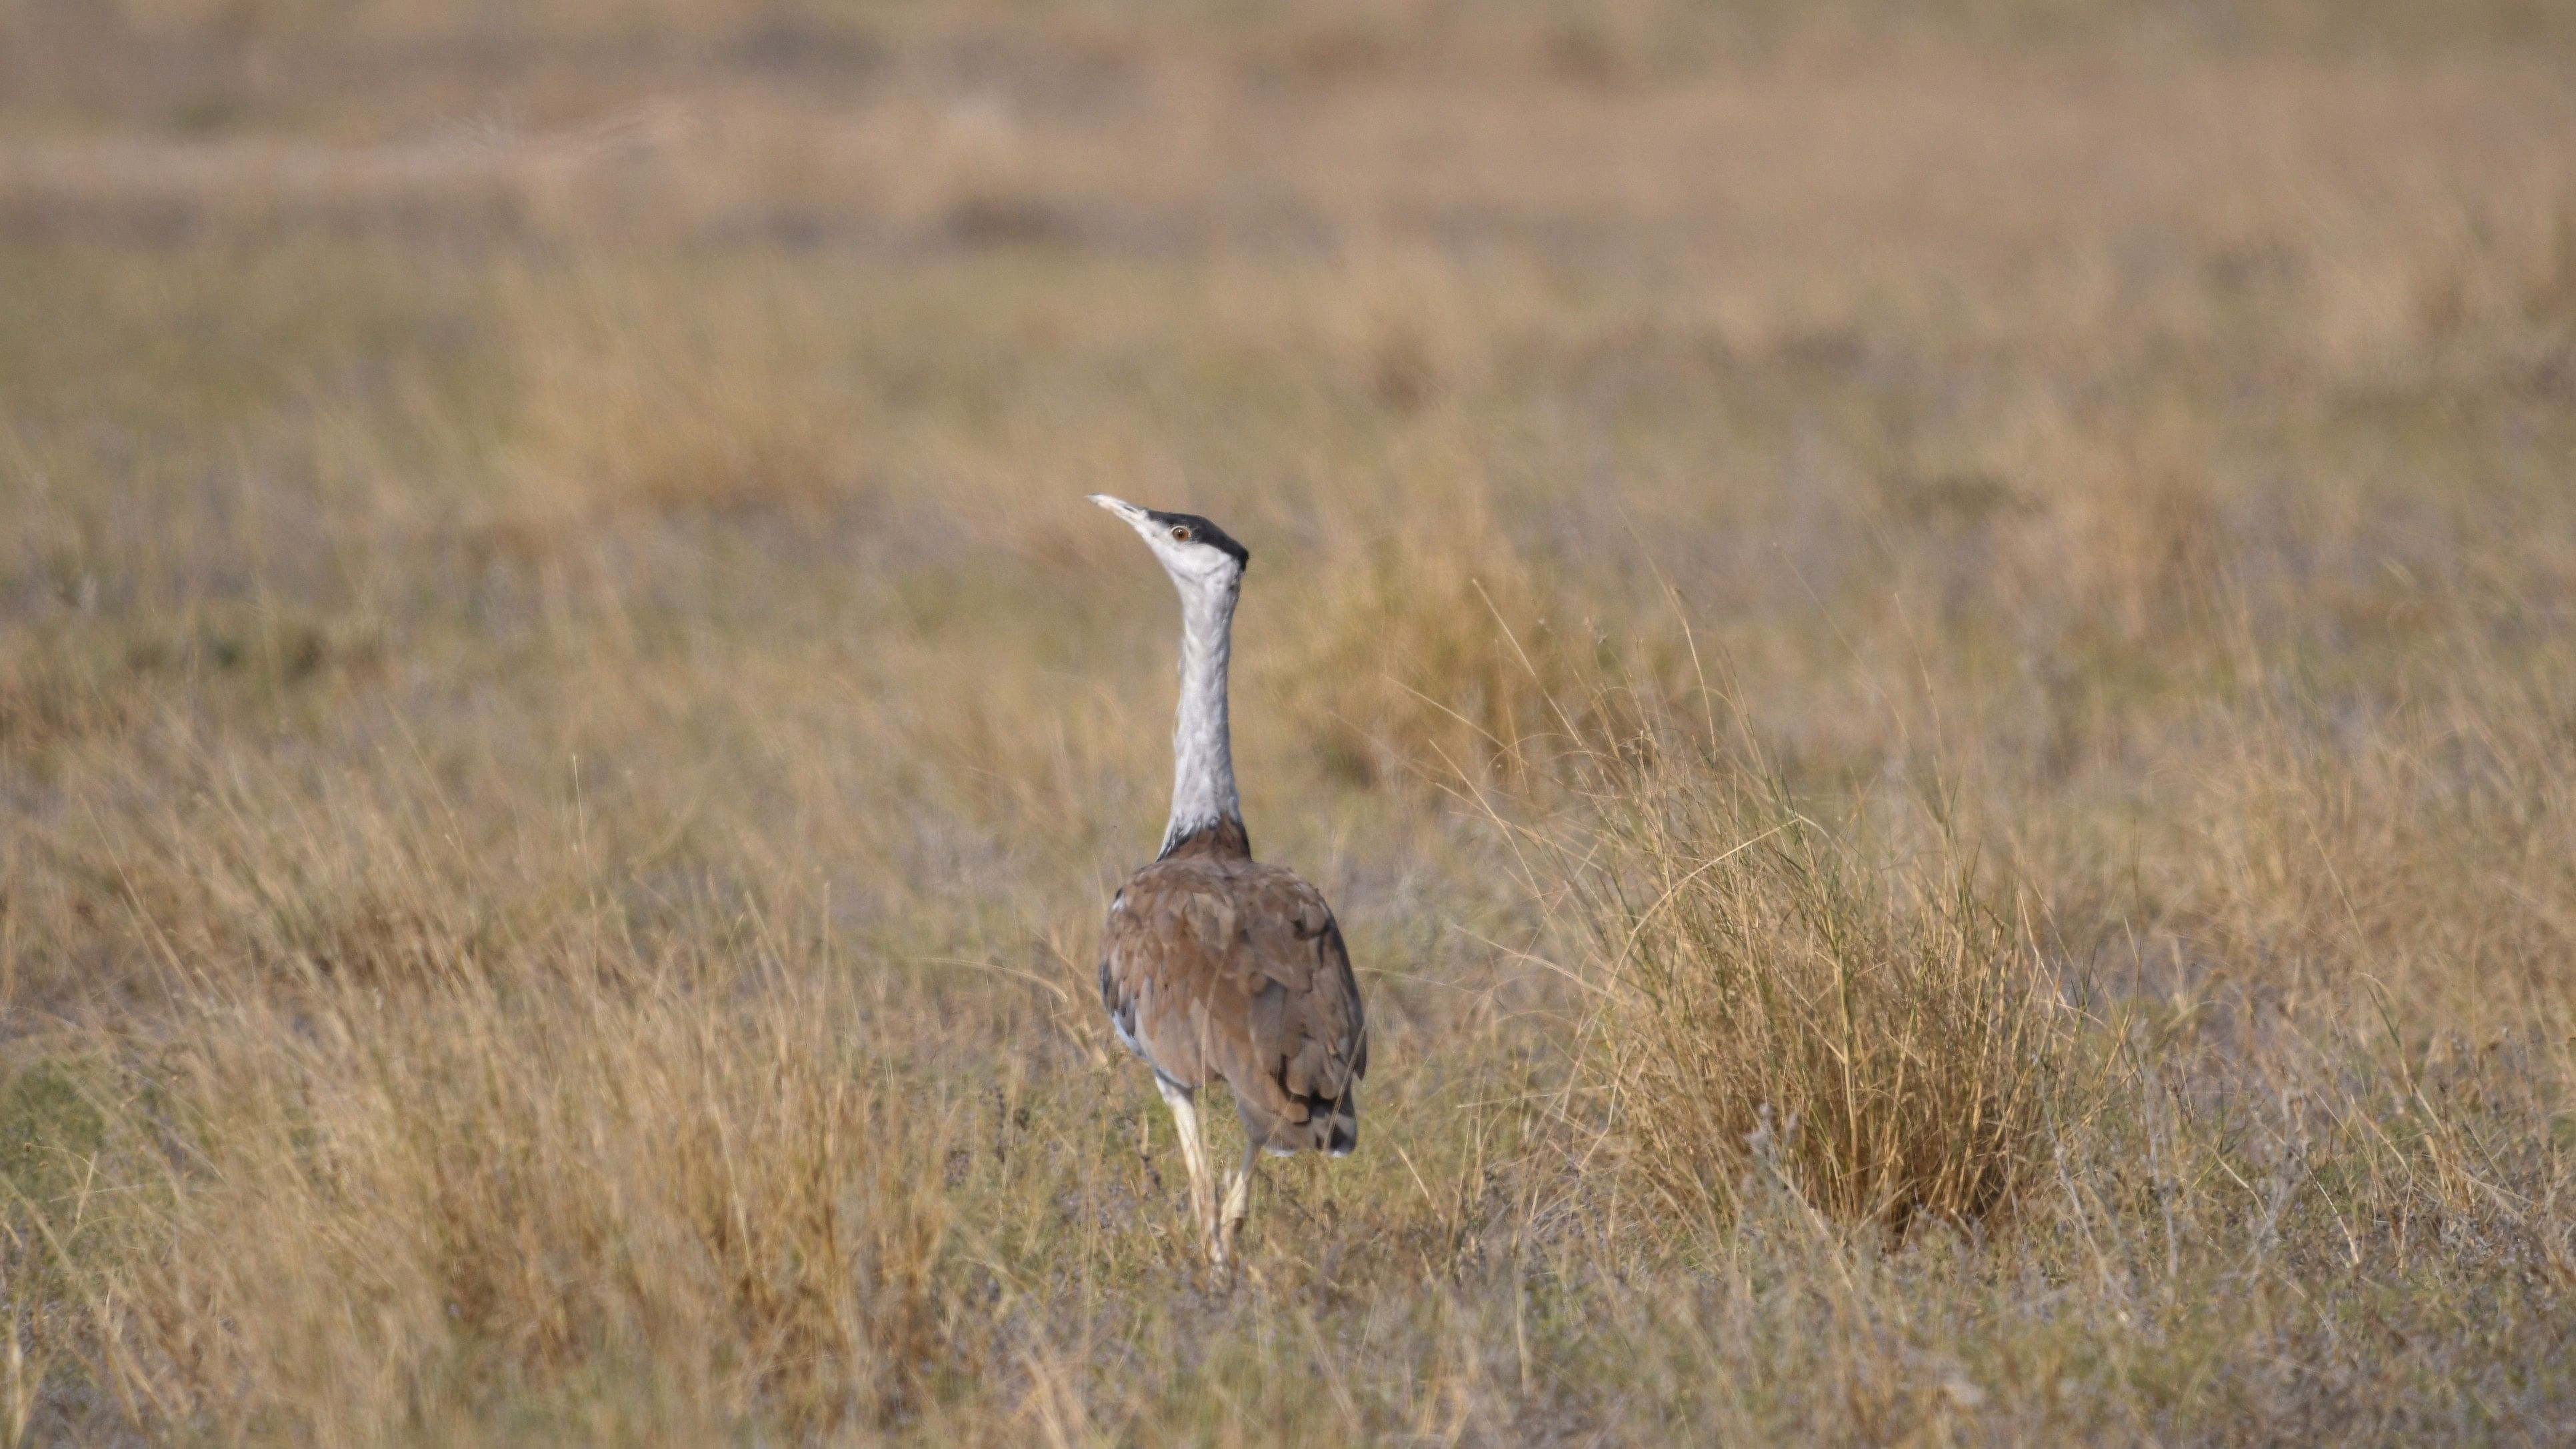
[4,2,2575,1442]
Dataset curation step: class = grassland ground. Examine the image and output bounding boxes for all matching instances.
[4,2,2576,1442]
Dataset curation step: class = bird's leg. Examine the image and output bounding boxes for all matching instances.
[1155,1077,1215,1259]
[1217,1134,1261,1268]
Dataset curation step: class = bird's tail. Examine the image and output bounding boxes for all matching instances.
[1321,1084,1358,1158]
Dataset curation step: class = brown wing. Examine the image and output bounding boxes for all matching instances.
[1099,855,1369,1154]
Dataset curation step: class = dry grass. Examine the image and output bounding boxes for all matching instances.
[5,0,2576,1442]
[1526,722,2067,1236]
[59,969,948,1442]
[1275,461,1658,789]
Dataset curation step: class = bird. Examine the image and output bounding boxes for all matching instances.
[1087,493,1369,1270]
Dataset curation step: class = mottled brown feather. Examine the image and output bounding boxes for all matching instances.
[1100,824,1367,1154]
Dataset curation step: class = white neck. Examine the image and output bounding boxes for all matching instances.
[1161,579,1241,855]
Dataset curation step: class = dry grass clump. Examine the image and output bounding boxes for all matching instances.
[1537,722,2067,1236]
[1273,467,1666,788]
[19,964,948,1443]
[491,275,857,545]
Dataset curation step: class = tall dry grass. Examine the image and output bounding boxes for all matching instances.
[53,970,947,1442]
[1539,730,2067,1236]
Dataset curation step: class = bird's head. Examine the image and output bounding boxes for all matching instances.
[1089,494,1249,598]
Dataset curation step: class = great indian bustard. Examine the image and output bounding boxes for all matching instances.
[1088,493,1369,1269]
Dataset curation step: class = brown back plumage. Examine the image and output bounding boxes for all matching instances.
[1099,824,1368,1155]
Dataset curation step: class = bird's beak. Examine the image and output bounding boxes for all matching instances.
[1089,493,1151,530]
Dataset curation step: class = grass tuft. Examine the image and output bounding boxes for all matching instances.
[1531,709,2069,1236]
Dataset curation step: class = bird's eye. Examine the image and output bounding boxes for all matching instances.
[1170,525,1191,541]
